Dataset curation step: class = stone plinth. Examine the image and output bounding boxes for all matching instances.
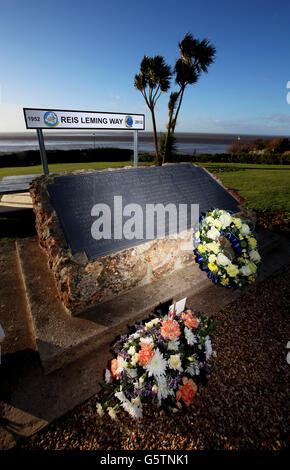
[29,168,197,316]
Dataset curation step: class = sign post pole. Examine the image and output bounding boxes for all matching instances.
[133,130,138,167]
[36,128,49,175]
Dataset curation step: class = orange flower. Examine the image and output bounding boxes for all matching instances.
[176,377,197,407]
[138,343,154,366]
[182,311,199,329]
[160,319,182,341]
[111,357,120,379]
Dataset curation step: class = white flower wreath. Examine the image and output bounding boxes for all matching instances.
[194,209,261,288]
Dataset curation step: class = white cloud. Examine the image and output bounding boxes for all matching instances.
[263,113,290,123]
[0,103,27,132]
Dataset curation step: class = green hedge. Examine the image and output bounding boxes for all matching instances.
[139,152,290,165]
[1,147,289,168]
[0,147,133,168]
[193,152,290,165]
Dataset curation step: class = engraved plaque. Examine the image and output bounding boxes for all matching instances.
[47,164,239,260]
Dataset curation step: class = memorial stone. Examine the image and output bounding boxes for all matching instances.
[29,164,242,315]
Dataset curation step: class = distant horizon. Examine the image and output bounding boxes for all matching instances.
[1,128,289,156]
[0,130,289,139]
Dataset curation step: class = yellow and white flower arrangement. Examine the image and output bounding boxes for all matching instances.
[194,209,261,288]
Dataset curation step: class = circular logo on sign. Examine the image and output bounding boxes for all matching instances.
[125,115,133,128]
[44,111,59,127]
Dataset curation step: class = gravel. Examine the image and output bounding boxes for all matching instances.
[16,260,290,451]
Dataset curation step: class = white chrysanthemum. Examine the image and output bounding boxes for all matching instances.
[168,354,183,371]
[249,250,261,263]
[219,212,232,229]
[108,407,117,421]
[207,226,220,240]
[186,363,200,377]
[127,345,136,355]
[116,356,128,374]
[216,252,231,266]
[204,216,215,225]
[145,348,167,379]
[132,396,141,406]
[128,401,143,420]
[206,241,220,254]
[96,402,104,417]
[140,336,154,345]
[115,391,142,420]
[167,339,180,351]
[105,369,112,384]
[184,327,197,346]
[241,223,250,235]
[151,318,160,325]
[156,377,172,405]
[205,335,213,360]
[208,254,217,263]
[131,353,139,366]
[131,332,140,340]
[213,219,222,229]
[240,264,252,276]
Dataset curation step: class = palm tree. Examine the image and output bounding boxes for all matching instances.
[163,33,216,164]
[134,55,171,165]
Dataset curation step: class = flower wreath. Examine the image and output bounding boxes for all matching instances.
[96,310,218,420]
[193,209,261,288]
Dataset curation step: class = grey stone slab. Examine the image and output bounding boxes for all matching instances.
[47,165,240,260]
[0,175,41,195]
[1,175,41,182]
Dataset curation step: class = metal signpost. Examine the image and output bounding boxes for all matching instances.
[23,108,145,174]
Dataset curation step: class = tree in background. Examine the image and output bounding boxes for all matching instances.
[265,137,290,154]
[248,138,267,151]
[162,33,216,164]
[134,56,172,165]
[227,139,250,154]
[228,137,290,155]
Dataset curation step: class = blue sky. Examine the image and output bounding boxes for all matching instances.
[0,0,290,135]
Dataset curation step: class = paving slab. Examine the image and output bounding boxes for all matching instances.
[0,175,41,195]
[0,243,36,357]
[0,193,33,213]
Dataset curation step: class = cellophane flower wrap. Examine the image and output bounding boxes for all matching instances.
[97,310,218,420]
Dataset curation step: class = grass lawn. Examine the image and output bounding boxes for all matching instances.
[197,162,290,212]
[0,161,132,179]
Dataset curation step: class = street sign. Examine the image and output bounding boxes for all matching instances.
[23,108,145,130]
[23,108,145,173]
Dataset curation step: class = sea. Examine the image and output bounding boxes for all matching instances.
[0,131,284,155]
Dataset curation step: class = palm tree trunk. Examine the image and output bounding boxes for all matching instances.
[150,108,161,165]
[163,108,174,165]
[171,87,185,133]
